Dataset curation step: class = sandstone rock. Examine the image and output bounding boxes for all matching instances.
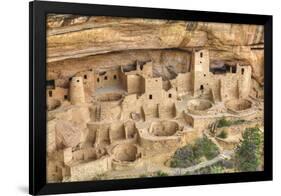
[47,16,263,60]
[47,16,264,87]
[56,121,81,148]
[130,112,141,121]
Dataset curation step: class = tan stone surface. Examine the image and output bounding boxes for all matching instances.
[46,15,264,183]
[55,121,81,148]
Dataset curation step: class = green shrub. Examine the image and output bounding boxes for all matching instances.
[156,171,168,177]
[217,118,245,128]
[217,117,231,128]
[232,119,245,125]
[170,145,199,168]
[201,137,220,160]
[170,136,220,168]
[235,127,262,172]
[210,165,224,174]
[217,130,228,139]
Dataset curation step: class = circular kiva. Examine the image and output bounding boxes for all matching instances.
[149,121,179,136]
[187,99,213,111]
[112,144,138,162]
[225,99,252,112]
[187,99,213,115]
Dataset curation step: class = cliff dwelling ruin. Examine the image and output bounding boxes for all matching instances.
[46,15,264,182]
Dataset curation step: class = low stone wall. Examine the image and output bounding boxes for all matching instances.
[139,136,180,157]
[47,87,68,110]
[184,112,217,130]
[111,159,144,171]
[100,101,122,121]
[110,143,142,170]
[70,156,111,181]
[187,99,213,115]
[225,99,253,115]
[142,104,158,120]
[149,121,180,136]
[193,117,217,130]
[158,102,176,119]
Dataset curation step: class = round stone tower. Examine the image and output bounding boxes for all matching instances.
[70,76,85,105]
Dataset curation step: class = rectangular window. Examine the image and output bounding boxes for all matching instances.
[49,91,52,97]
[232,65,237,73]
[149,94,152,99]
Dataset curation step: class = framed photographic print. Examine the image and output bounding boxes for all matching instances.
[29,1,273,195]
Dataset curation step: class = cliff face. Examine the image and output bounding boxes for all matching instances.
[47,15,264,86]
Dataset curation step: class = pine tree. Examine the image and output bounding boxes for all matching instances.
[235,127,262,172]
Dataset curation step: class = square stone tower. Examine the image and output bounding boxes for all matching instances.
[191,49,211,96]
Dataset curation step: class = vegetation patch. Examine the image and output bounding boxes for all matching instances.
[170,136,220,168]
[217,117,245,128]
[235,127,263,172]
[217,130,228,139]
[155,170,169,177]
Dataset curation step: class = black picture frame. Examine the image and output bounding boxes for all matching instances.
[29,1,273,195]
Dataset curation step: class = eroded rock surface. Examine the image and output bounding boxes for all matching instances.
[56,121,81,148]
[47,15,264,86]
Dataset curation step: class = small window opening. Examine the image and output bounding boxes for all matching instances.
[168,93,172,98]
[49,91,52,97]
[97,78,100,82]
[104,76,108,80]
[84,75,87,79]
[99,71,107,76]
[149,94,152,99]
[76,80,80,82]
[200,85,204,90]
[69,78,72,81]
[241,68,245,75]
[200,52,203,58]
[226,65,231,72]
[204,74,206,77]
[113,75,117,80]
[64,95,68,100]
[200,61,202,64]
[232,66,237,73]
[140,64,143,70]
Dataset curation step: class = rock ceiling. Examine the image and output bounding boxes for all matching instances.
[47,15,264,86]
